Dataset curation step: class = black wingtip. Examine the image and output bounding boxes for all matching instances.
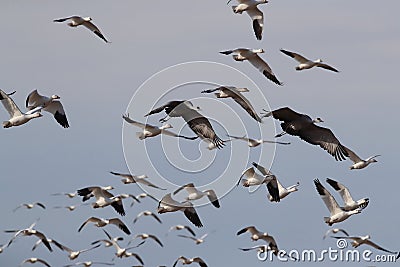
[326,178,340,191]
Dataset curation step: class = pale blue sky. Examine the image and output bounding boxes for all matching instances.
[0,1,399,266]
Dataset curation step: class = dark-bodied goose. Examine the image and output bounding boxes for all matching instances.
[78,217,130,235]
[343,146,380,170]
[326,178,369,211]
[145,100,224,149]
[228,0,268,40]
[157,193,203,228]
[331,235,400,258]
[26,89,69,128]
[262,107,348,161]
[173,183,220,208]
[227,134,290,147]
[237,162,280,202]
[77,186,125,216]
[201,86,261,122]
[123,114,197,140]
[0,89,42,128]
[314,179,361,226]
[53,16,110,43]
[19,258,51,267]
[173,256,208,267]
[220,48,282,85]
[110,171,165,189]
[280,49,339,72]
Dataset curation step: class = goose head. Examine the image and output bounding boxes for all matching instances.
[83,17,92,22]
[160,124,173,130]
[252,48,264,54]
[102,186,114,190]
[313,117,324,123]
[34,113,43,118]
[316,59,323,63]
[51,95,60,100]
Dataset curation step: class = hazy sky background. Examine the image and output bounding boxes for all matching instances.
[0,1,399,266]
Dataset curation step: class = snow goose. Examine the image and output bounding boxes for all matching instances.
[227,134,290,147]
[53,16,110,43]
[229,0,268,40]
[51,192,77,198]
[237,226,278,254]
[326,178,369,211]
[133,210,162,224]
[13,202,46,212]
[157,193,203,228]
[173,183,220,208]
[63,262,115,267]
[5,221,52,252]
[220,48,283,85]
[201,86,262,122]
[0,243,6,253]
[314,179,362,226]
[267,178,299,202]
[19,258,51,267]
[91,236,124,248]
[262,107,349,161]
[110,171,166,189]
[78,217,131,235]
[100,230,144,263]
[169,225,196,237]
[129,233,164,247]
[237,162,280,202]
[177,233,209,245]
[322,228,349,240]
[77,186,125,216]
[173,256,208,267]
[331,235,400,258]
[0,89,42,128]
[57,243,101,260]
[25,89,69,128]
[53,204,88,211]
[280,49,339,72]
[130,193,158,207]
[145,100,224,149]
[123,114,197,140]
[343,146,380,170]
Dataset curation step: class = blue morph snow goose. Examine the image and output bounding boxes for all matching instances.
[26,89,69,128]
[220,48,282,85]
[53,16,110,43]
[0,89,42,128]
[145,100,224,149]
[228,0,268,40]
[263,107,349,161]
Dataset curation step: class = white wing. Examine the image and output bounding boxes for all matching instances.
[0,90,22,118]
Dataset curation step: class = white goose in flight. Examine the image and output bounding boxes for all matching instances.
[201,86,262,122]
[77,186,125,216]
[314,179,361,226]
[280,49,339,72]
[326,178,369,211]
[78,217,131,235]
[331,235,400,258]
[173,256,208,267]
[220,48,283,85]
[110,171,166,189]
[343,146,380,170]
[13,202,46,212]
[157,193,203,228]
[133,210,162,224]
[53,16,110,43]
[129,233,164,247]
[228,0,268,40]
[173,183,220,208]
[31,238,64,252]
[0,89,42,128]
[237,162,280,202]
[51,192,77,198]
[145,100,224,149]
[237,226,279,255]
[19,258,51,267]
[267,178,299,202]
[263,107,349,161]
[177,233,209,245]
[64,261,115,267]
[53,204,88,212]
[227,134,290,147]
[169,225,196,237]
[26,89,69,128]
[57,243,100,260]
[123,114,197,140]
[101,230,144,263]
[5,221,52,252]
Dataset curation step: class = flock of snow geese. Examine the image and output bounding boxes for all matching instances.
[1,1,398,266]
